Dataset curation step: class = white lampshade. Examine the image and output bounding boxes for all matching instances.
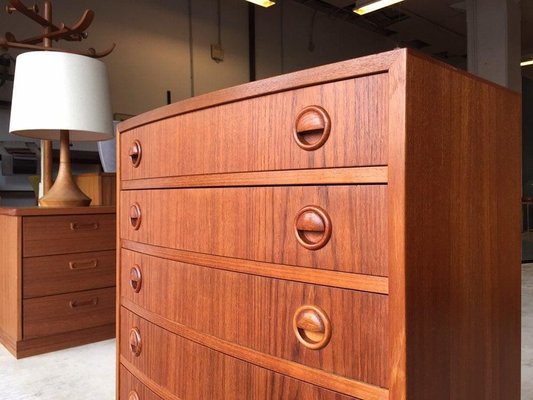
[9,51,113,141]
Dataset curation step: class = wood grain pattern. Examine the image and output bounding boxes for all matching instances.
[121,358,366,400]
[116,49,522,400]
[23,250,116,298]
[23,213,116,257]
[120,74,388,181]
[120,185,388,276]
[122,240,388,294]
[120,249,389,387]
[121,166,388,191]
[120,365,163,400]
[15,323,115,359]
[0,215,21,345]
[0,206,115,216]
[387,49,407,400]
[75,172,116,206]
[120,308,386,400]
[0,207,116,359]
[394,52,521,399]
[23,287,115,339]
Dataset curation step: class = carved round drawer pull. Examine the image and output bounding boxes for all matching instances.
[293,305,332,350]
[293,105,331,151]
[128,391,140,400]
[129,140,142,168]
[129,203,142,230]
[129,327,142,357]
[294,206,332,250]
[129,265,143,293]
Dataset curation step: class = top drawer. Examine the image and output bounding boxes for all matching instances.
[23,214,116,257]
[120,74,388,181]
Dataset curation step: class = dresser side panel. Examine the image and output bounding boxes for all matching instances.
[403,53,521,399]
[0,214,22,343]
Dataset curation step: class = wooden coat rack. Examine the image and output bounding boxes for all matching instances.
[0,0,115,195]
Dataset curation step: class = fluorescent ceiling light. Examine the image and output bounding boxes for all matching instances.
[353,0,404,15]
[246,0,276,7]
[521,59,533,67]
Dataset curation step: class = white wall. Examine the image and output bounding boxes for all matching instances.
[0,0,396,114]
[0,0,396,192]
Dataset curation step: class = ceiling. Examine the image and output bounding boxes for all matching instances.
[299,0,533,78]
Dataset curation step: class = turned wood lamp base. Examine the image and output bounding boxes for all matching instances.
[39,130,91,207]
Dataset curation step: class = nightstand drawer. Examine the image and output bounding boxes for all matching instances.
[23,287,115,339]
[23,250,116,298]
[121,249,389,388]
[120,308,381,400]
[23,213,115,257]
[120,185,387,276]
[120,74,387,181]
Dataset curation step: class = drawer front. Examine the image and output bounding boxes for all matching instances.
[120,308,364,400]
[121,249,388,387]
[120,74,387,180]
[23,287,115,339]
[120,366,162,400]
[120,185,387,276]
[23,214,116,257]
[23,250,116,298]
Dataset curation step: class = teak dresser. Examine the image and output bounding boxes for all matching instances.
[0,206,116,358]
[117,49,521,399]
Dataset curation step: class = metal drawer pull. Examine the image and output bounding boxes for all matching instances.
[70,222,99,231]
[294,205,332,250]
[293,105,331,151]
[129,139,142,168]
[129,265,143,293]
[129,203,142,230]
[129,327,142,357]
[69,297,99,309]
[293,305,332,350]
[69,259,98,270]
[128,391,140,400]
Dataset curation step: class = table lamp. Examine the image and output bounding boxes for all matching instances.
[9,51,113,207]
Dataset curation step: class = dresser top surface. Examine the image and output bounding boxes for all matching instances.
[117,48,518,135]
[0,206,115,216]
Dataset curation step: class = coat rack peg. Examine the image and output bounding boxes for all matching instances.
[5,2,37,14]
[2,1,114,59]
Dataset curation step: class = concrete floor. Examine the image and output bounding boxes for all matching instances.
[0,339,115,400]
[523,263,533,399]
[0,266,531,399]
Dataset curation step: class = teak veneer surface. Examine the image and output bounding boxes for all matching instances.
[120,366,163,400]
[121,309,376,400]
[23,250,116,298]
[23,287,115,339]
[0,207,116,358]
[0,206,115,216]
[23,213,115,257]
[387,49,522,400]
[120,74,387,181]
[120,185,388,276]
[117,49,521,400]
[121,240,389,294]
[0,215,21,344]
[121,249,389,387]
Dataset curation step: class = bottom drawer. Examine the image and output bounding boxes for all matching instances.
[23,287,115,339]
[121,308,375,400]
[120,365,162,400]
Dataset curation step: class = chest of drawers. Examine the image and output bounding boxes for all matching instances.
[117,49,521,399]
[0,206,116,358]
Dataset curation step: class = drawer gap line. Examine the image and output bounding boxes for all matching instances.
[121,166,388,190]
[121,240,389,294]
